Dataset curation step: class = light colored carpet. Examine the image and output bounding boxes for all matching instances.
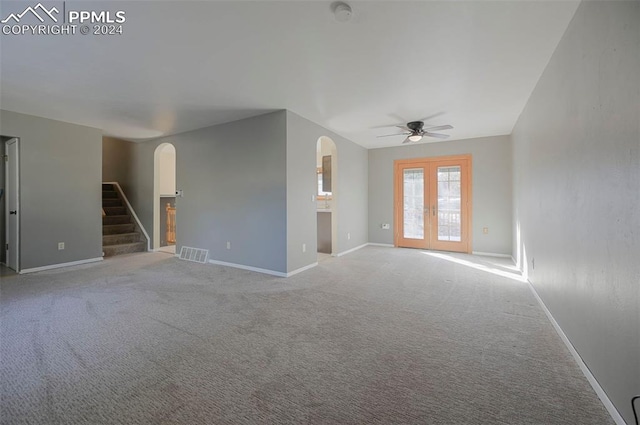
[158,245,176,255]
[0,247,613,424]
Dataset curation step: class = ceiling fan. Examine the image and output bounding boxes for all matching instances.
[377,121,453,143]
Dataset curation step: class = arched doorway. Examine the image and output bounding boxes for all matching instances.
[316,137,337,258]
[153,143,176,253]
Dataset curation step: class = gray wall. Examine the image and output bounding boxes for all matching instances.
[286,111,368,272]
[102,136,133,184]
[0,110,103,270]
[126,111,288,273]
[511,2,639,423]
[368,135,512,255]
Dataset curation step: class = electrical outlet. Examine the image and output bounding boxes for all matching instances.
[483,227,489,234]
[381,223,390,230]
[226,241,231,250]
[58,242,65,250]
[302,243,306,253]
[347,232,351,240]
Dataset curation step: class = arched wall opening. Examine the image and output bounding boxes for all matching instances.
[153,143,176,252]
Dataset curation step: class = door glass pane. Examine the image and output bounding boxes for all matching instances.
[437,166,461,242]
[403,168,424,239]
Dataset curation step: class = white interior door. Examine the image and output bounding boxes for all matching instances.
[5,138,19,271]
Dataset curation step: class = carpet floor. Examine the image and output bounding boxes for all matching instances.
[0,247,613,424]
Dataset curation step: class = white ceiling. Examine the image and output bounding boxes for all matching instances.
[0,1,579,148]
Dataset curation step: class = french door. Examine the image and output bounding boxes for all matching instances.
[394,155,471,253]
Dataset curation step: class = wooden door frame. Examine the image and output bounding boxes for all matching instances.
[394,154,473,253]
[394,160,430,249]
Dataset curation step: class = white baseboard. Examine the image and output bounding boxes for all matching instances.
[367,243,394,247]
[207,259,286,277]
[335,243,369,257]
[207,259,319,278]
[472,251,512,258]
[19,257,103,274]
[526,281,626,425]
[287,262,318,277]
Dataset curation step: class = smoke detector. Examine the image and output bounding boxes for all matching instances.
[333,2,353,22]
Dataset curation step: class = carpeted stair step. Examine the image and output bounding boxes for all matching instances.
[103,223,136,235]
[103,206,127,216]
[102,190,119,199]
[101,183,147,257]
[102,198,123,207]
[103,241,146,257]
[103,215,131,225]
[103,233,141,246]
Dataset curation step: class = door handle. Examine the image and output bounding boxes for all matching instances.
[9,210,17,215]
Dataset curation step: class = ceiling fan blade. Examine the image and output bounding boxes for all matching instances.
[389,113,408,125]
[377,132,410,138]
[424,132,450,139]
[424,124,453,132]
[396,125,411,132]
[371,122,405,129]
[402,137,412,144]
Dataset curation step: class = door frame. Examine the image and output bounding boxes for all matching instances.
[4,138,20,271]
[394,154,472,253]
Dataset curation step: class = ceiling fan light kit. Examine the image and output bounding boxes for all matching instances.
[377,119,453,144]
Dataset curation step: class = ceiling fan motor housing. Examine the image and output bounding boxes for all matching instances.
[407,121,424,132]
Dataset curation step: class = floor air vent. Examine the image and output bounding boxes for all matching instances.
[178,246,209,264]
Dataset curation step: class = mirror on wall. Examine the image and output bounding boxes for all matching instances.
[322,155,332,193]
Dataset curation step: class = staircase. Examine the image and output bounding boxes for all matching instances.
[102,183,146,257]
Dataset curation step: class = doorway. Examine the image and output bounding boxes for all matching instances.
[394,155,472,253]
[153,143,176,253]
[316,136,337,259]
[3,138,19,271]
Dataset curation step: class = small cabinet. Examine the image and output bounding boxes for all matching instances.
[317,211,332,254]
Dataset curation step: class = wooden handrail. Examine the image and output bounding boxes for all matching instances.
[166,203,176,244]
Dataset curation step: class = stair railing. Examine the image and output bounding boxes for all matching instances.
[103,182,150,251]
[166,203,176,245]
